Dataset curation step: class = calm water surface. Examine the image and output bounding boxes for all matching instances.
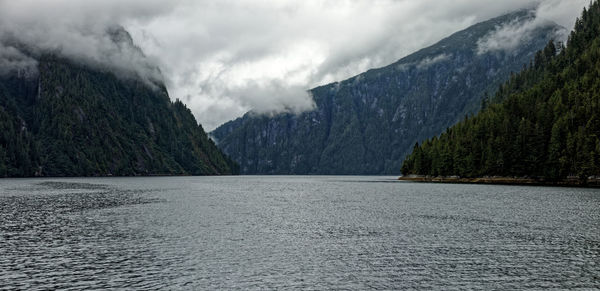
[0,176,599,290]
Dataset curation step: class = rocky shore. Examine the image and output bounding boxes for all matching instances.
[398,175,600,187]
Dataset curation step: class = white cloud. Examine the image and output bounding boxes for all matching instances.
[0,0,590,130]
[417,53,453,69]
[476,12,542,55]
[0,0,170,85]
[0,43,38,77]
[476,0,587,55]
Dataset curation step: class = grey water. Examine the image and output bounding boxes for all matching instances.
[0,176,599,290]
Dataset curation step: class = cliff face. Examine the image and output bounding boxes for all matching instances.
[212,11,563,175]
[0,31,238,177]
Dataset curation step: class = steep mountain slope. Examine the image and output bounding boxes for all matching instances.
[212,10,563,175]
[0,30,238,177]
[401,2,600,183]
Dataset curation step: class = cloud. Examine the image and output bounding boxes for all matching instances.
[0,0,590,130]
[0,0,168,85]
[417,54,453,69]
[535,0,591,29]
[0,43,38,77]
[229,81,316,116]
[476,0,588,55]
[476,11,544,55]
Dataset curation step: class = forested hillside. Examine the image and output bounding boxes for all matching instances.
[0,31,238,177]
[212,11,563,175]
[401,1,600,183]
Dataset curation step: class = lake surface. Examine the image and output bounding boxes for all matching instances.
[1,176,599,290]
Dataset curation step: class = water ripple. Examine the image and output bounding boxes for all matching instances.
[0,177,598,289]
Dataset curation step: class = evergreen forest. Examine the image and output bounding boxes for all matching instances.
[402,1,600,183]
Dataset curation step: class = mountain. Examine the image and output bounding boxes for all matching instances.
[211,10,564,175]
[0,29,238,177]
[401,1,600,183]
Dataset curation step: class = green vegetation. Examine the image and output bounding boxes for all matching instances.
[212,11,561,174]
[0,54,238,177]
[402,1,600,183]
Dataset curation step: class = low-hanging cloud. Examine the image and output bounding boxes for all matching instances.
[476,0,587,55]
[0,43,38,77]
[417,53,453,70]
[0,0,167,85]
[0,0,590,130]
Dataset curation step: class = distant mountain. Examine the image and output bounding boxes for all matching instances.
[212,10,563,175]
[0,29,238,177]
[401,2,600,183]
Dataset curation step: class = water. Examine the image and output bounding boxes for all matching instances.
[0,176,599,290]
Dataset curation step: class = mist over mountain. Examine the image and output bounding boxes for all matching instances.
[0,29,237,177]
[401,1,600,184]
[211,10,564,175]
[0,1,589,130]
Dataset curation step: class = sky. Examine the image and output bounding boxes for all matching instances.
[0,0,590,130]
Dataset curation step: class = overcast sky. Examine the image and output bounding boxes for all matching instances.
[0,0,589,130]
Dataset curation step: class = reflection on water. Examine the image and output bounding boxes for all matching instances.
[0,176,599,289]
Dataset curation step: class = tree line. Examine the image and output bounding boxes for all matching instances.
[402,1,600,182]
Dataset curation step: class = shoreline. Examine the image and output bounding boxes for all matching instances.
[0,173,237,179]
[398,175,600,188]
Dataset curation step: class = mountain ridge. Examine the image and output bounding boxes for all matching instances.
[401,1,600,183]
[212,10,563,175]
[0,30,239,177]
